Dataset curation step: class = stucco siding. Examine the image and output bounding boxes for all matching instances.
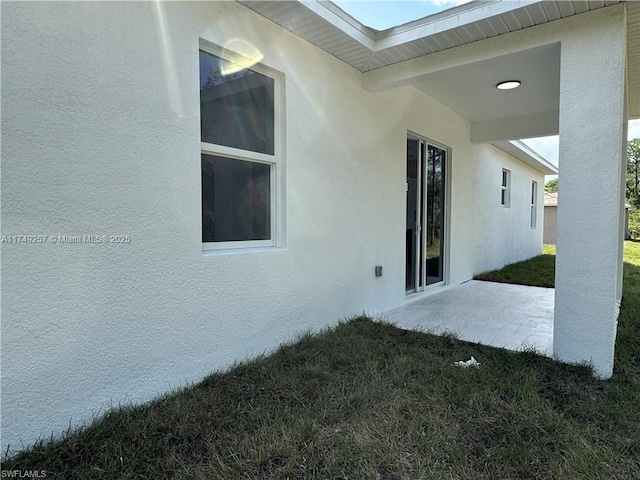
[1,1,547,450]
[471,145,545,275]
[544,205,558,244]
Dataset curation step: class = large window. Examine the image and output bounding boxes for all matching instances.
[199,43,283,250]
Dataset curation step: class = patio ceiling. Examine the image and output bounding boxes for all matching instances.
[413,43,560,123]
[240,0,639,119]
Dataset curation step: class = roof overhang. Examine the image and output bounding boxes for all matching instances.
[240,0,639,119]
[491,140,558,175]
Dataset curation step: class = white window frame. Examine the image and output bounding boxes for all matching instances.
[530,180,538,229]
[199,39,286,253]
[501,169,511,208]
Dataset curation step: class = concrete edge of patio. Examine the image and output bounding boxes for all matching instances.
[383,280,555,357]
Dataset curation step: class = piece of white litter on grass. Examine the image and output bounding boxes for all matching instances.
[454,356,480,368]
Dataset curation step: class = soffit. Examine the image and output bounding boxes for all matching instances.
[239,0,638,117]
[414,43,560,123]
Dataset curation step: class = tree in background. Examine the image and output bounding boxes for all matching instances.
[627,138,640,208]
[545,178,558,193]
[627,138,640,237]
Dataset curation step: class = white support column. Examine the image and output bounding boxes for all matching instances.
[554,7,627,379]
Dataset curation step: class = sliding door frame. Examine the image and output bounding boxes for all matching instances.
[406,131,452,294]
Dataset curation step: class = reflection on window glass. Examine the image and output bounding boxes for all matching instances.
[202,155,271,242]
[199,50,274,155]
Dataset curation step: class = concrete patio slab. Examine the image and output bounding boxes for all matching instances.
[384,280,554,357]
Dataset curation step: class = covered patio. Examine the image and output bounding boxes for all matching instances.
[385,280,555,357]
[243,1,638,378]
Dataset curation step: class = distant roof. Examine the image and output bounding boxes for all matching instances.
[544,191,558,206]
[544,191,631,208]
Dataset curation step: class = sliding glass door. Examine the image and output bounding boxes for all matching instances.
[406,136,447,293]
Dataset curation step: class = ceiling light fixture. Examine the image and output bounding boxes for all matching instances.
[496,80,521,90]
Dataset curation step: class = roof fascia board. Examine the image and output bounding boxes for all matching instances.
[299,1,376,49]
[491,139,559,175]
[372,0,541,51]
[299,1,544,51]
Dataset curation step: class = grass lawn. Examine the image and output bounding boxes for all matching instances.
[473,244,557,287]
[3,243,640,479]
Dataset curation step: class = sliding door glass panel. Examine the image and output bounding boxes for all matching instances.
[406,139,418,290]
[426,145,445,285]
[406,137,447,293]
[419,142,427,289]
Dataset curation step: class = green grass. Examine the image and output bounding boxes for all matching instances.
[3,243,640,479]
[473,244,557,287]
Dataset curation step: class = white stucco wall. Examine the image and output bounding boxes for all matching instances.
[1,1,545,451]
[471,145,545,275]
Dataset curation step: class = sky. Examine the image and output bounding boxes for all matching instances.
[522,119,640,175]
[333,0,472,30]
[332,0,640,173]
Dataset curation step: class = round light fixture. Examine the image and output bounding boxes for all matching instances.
[496,80,521,90]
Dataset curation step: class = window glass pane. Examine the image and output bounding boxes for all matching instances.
[200,50,274,155]
[531,182,536,204]
[202,154,271,242]
[501,189,506,205]
[426,145,445,285]
[502,170,508,187]
[531,205,536,228]
[406,139,418,290]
